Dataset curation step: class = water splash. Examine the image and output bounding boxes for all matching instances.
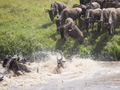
[0,51,112,90]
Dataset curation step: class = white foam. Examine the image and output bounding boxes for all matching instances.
[1,51,119,90]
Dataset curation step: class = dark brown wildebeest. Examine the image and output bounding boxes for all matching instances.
[2,55,31,76]
[45,1,66,23]
[98,8,115,33]
[85,8,101,32]
[79,0,91,4]
[57,18,84,42]
[108,8,120,34]
[102,1,120,8]
[80,0,119,8]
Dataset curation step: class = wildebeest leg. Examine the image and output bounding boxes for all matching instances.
[78,17,83,29]
[97,21,102,33]
[108,24,112,35]
[12,64,23,76]
[85,19,89,33]
[78,17,81,28]
[113,23,116,34]
[60,29,65,39]
[92,21,94,31]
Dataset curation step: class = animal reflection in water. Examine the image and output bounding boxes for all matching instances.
[2,55,31,76]
[54,56,66,74]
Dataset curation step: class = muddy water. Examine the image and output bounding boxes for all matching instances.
[0,52,120,90]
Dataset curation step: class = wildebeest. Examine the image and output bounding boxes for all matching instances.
[79,2,101,18]
[57,18,84,42]
[55,7,83,29]
[45,1,66,22]
[108,8,120,34]
[102,1,120,8]
[2,55,31,76]
[59,8,83,24]
[85,8,101,32]
[79,0,91,4]
[98,8,115,33]
[79,0,119,8]
[72,4,87,18]
[57,56,66,69]
[86,2,101,9]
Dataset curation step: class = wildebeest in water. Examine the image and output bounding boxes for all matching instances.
[2,55,31,76]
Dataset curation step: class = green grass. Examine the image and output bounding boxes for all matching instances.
[0,0,120,61]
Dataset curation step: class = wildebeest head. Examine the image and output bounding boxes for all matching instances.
[2,55,11,67]
[57,56,66,68]
[45,8,56,22]
[81,6,87,17]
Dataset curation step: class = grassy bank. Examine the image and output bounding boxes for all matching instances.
[0,0,120,60]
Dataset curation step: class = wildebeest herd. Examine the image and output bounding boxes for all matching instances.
[45,0,120,41]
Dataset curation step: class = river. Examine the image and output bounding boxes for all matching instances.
[0,51,120,90]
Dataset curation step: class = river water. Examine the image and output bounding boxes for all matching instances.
[0,51,120,90]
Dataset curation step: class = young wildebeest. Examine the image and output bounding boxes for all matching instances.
[45,1,66,23]
[2,55,31,76]
[108,8,120,34]
[85,8,101,32]
[57,18,84,42]
[57,56,66,69]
